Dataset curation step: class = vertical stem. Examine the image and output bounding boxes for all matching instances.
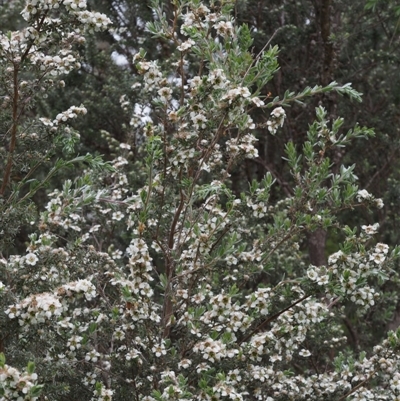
[163,169,185,338]
[0,11,48,196]
[0,63,19,196]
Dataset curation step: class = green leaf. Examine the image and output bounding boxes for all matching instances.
[27,361,35,374]
[140,189,147,204]
[29,385,43,397]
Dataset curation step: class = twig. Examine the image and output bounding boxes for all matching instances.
[238,294,311,345]
[242,27,282,82]
[336,370,377,401]
[0,63,19,196]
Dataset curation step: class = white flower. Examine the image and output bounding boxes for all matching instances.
[299,349,311,357]
[177,39,195,52]
[178,359,192,369]
[112,211,124,221]
[374,198,384,209]
[158,87,172,101]
[370,253,385,264]
[196,362,210,373]
[190,111,207,129]
[251,97,265,107]
[356,189,372,201]
[270,354,282,363]
[221,86,251,104]
[214,20,234,36]
[375,243,389,254]
[271,107,285,118]
[307,267,318,281]
[152,343,167,357]
[317,274,329,285]
[328,250,345,265]
[267,107,286,134]
[362,223,379,235]
[25,252,38,266]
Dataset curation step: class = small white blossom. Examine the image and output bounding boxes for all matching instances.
[25,252,38,266]
[267,107,286,134]
[177,38,195,51]
[299,349,311,357]
[357,189,372,201]
[112,211,125,221]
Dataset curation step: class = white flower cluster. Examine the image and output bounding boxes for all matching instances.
[94,386,113,401]
[132,40,263,177]
[74,11,112,32]
[58,279,97,301]
[21,0,112,32]
[214,20,234,37]
[207,68,229,90]
[0,31,28,59]
[246,297,327,365]
[30,51,81,75]
[5,292,64,325]
[126,238,154,296]
[177,38,195,52]
[226,133,259,159]
[135,60,162,91]
[180,4,218,35]
[247,287,273,315]
[323,236,390,308]
[221,86,251,104]
[64,0,87,11]
[267,107,286,134]
[39,105,87,131]
[0,363,40,401]
[200,293,252,333]
[190,109,207,130]
[21,0,61,20]
[370,242,389,264]
[357,189,384,208]
[193,338,236,362]
[109,237,159,324]
[307,264,330,286]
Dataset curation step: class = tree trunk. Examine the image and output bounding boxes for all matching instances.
[307,228,327,266]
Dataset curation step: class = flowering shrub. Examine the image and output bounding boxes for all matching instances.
[1,0,400,400]
[0,354,42,401]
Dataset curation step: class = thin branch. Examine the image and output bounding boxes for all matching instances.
[242,27,282,82]
[0,63,20,196]
[365,151,396,190]
[238,294,311,345]
[336,370,377,401]
[253,157,293,197]
[0,11,48,196]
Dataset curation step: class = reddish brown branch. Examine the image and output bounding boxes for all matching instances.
[0,11,49,196]
[0,64,19,196]
[238,294,311,345]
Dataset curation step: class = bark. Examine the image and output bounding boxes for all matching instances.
[318,0,334,86]
[307,0,336,267]
[307,228,327,267]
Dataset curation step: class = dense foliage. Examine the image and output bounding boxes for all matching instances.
[2,1,400,400]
